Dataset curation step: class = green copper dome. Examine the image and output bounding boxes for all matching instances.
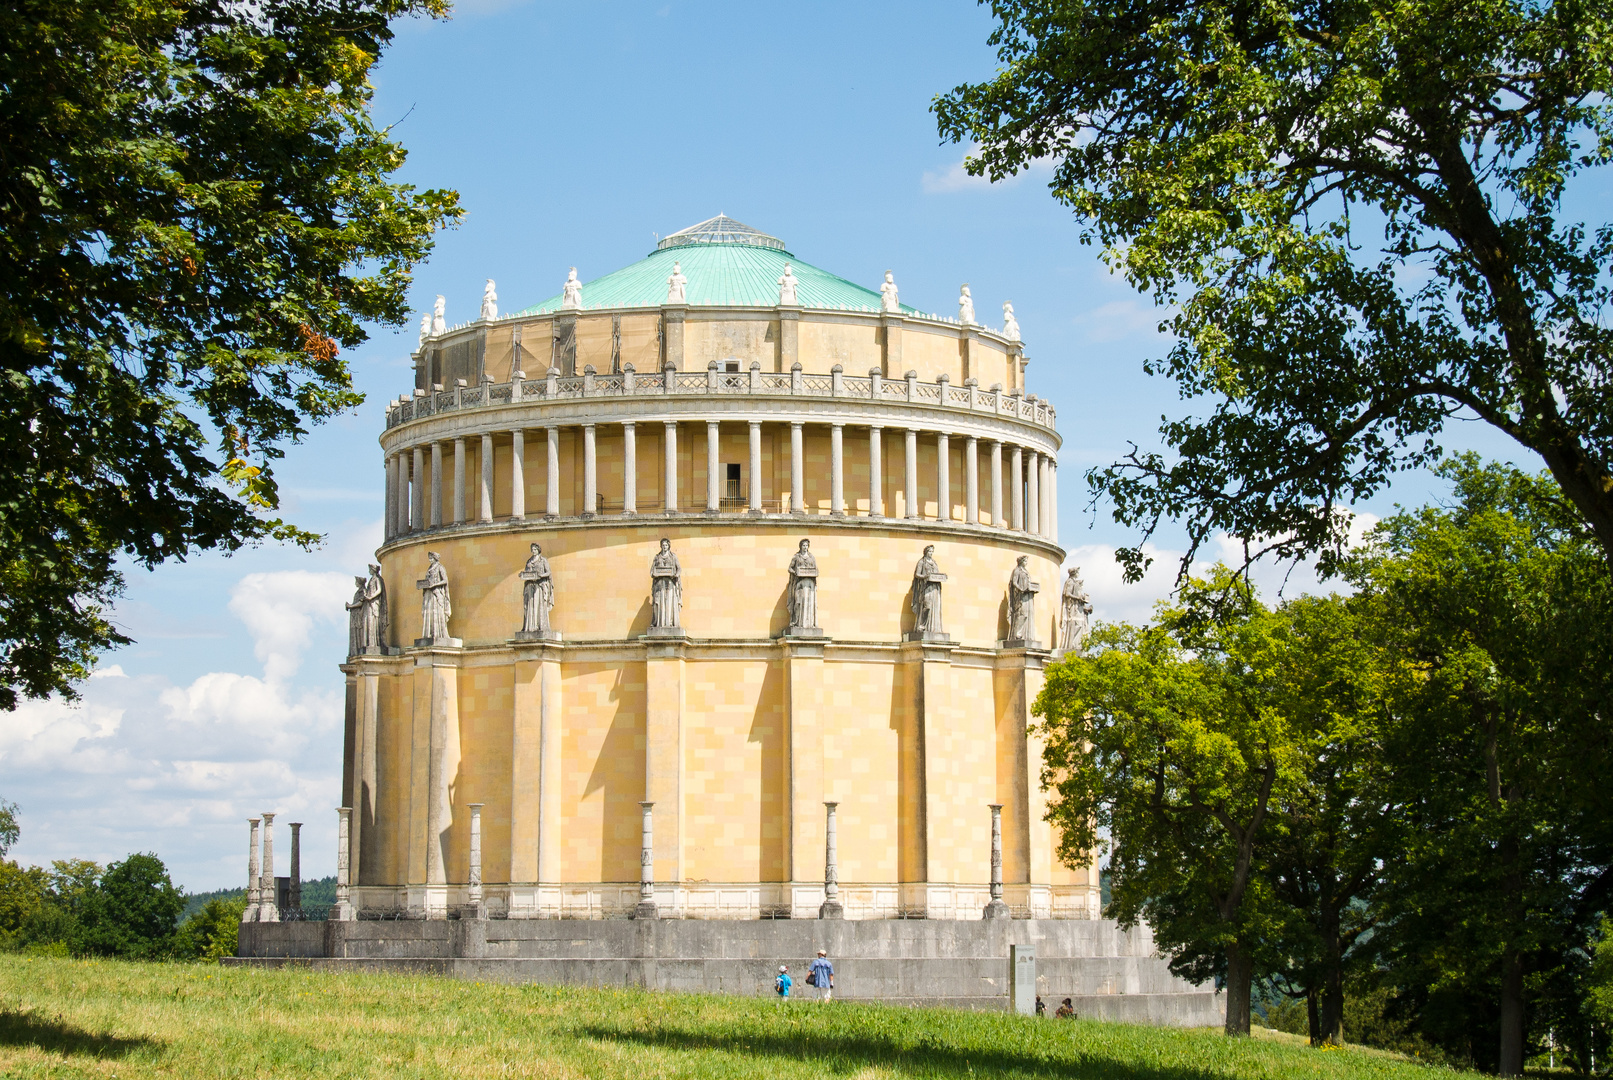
[512,215,923,316]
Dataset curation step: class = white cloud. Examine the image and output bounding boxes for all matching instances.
[921,147,1056,194]
[228,571,352,682]
[1071,299,1170,345]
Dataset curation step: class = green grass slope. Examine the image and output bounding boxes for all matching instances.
[0,955,1484,1079]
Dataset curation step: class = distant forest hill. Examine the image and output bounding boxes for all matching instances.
[183,876,337,920]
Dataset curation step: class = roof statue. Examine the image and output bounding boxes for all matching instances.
[958,284,976,325]
[1002,301,1021,342]
[666,261,687,304]
[656,214,788,253]
[481,279,498,321]
[431,295,446,336]
[778,263,799,306]
[561,269,583,310]
[880,271,900,314]
[418,312,431,345]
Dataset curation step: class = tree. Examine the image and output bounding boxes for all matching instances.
[1347,457,1613,1075]
[1036,570,1307,1035]
[71,853,185,959]
[173,896,245,962]
[935,0,1613,581]
[0,0,461,708]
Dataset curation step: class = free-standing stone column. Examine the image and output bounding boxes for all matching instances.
[790,422,805,513]
[820,801,843,919]
[904,428,919,519]
[635,801,657,918]
[1048,462,1058,543]
[259,811,279,922]
[1026,451,1040,536]
[965,437,979,525]
[288,822,302,914]
[937,432,951,521]
[830,424,845,516]
[384,456,396,540]
[989,440,1003,527]
[510,430,526,521]
[545,426,560,518]
[869,426,884,517]
[748,421,762,513]
[622,422,637,514]
[411,447,425,531]
[984,804,1009,919]
[453,437,467,523]
[706,420,720,513]
[663,422,678,514]
[332,807,356,921]
[1010,445,1025,531]
[244,817,261,922]
[467,802,484,912]
[429,442,443,528]
[582,424,597,518]
[480,433,495,523]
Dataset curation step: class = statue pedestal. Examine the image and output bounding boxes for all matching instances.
[782,626,825,639]
[902,631,952,644]
[982,899,1010,920]
[356,646,399,657]
[414,636,463,649]
[643,627,688,640]
[818,898,844,919]
[511,630,562,643]
[997,638,1042,650]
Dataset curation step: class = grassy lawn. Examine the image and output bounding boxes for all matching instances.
[0,955,1482,1079]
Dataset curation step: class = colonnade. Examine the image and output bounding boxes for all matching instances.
[383,420,1058,542]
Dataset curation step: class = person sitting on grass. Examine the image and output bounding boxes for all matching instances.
[1055,998,1076,1019]
[775,965,792,1000]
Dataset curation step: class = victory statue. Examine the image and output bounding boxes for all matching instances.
[786,539,819,633]
[417,551,453,644]
[909,545,947,638]
[346,576,366,657]
[1059,568,1093,655]
[1008,555,1040,644]
[346,565,389,655]
[650,538,682,630]
[520,543,554,635]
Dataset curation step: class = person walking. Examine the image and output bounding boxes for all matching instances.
[808,949,835,1001]
[775,964,793,1001]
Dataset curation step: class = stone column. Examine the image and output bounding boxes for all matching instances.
[635,801,657,918]
[790,421,805,513]
[829,424,845,516]
[1048,462,1058,543]
[546,426,560,518]
[510,430,526,521]
[937,432,951,521]
[384,456,396,541]
[869,426,884,517]
[1028,451,1041,536]
[582,423,597,518]
[288,822,302,914]
[453,437,467,524]
[426,442,440,528]
[965,437,979,525]
[663,421,678,513]
[622,422,637,514]
[332,807,356,921]
[748,421,763,513]
[904,428,919,519]
[989,440,1004,527]
[244,817,261,922]
[411,447,425,531]
[259,812,279,922]
[480,433,495,523]
[1010,445,1024,531]
[706,420,720,513]
[392,454,407,536]
[467,803,484,912]
[984,804,1009,918]
[820,801,843,919]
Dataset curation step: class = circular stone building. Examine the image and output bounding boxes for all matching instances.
[346,216,1094,922]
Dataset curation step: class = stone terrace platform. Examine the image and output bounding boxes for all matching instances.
[230,918,1223,1024]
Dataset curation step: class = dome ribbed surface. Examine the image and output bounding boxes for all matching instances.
[656,214,787,253]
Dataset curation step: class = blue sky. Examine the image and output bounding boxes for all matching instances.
[1,0,1540,890]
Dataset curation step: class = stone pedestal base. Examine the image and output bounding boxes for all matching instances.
[782,626,825,639]
[902,631,952,643]
[511,630,562,643]
[414,636,463,649]
[818,899,844,919]
[997,638,1042,650]
[982,899,1010,920]
[353,646,400,657]
[643,628,688,640]
[330,901,356,922]
[634,900,660,919]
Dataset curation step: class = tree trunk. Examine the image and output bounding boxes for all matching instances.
[1318,900,1345,1046]
[1498,944,1525,1076]
[1306,988,1320,1046]
[1225,942,1254,1036]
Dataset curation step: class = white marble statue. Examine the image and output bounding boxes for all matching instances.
[345,576,366,657]
[431,295,446,336]
[1002,301,1021,342]
[880,271,900,313]
[362,564,388,651]
[561,268,583,310]
[787,539,819,630]
[417,551,452,642]
[520,543,554,634]
[1059,567,1093,655]
[480,279,498,321]
[666,261,687,304]
[650,538,682,629]
[1009,556,1040,642]
[958,284,976,324]
[778,263,799,306]
[910,545,946,636]
[418,312,431,345]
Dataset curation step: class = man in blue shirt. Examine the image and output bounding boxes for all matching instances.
[809,950,835,1001]
[775,965,792,1000]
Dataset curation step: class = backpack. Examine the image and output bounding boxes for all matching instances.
[775,975,787,994]
[806,969,817,987]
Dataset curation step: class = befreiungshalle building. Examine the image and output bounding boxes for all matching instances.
[345,215,1093,923]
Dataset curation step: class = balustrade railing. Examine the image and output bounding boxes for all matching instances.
[387,368,1056,431]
